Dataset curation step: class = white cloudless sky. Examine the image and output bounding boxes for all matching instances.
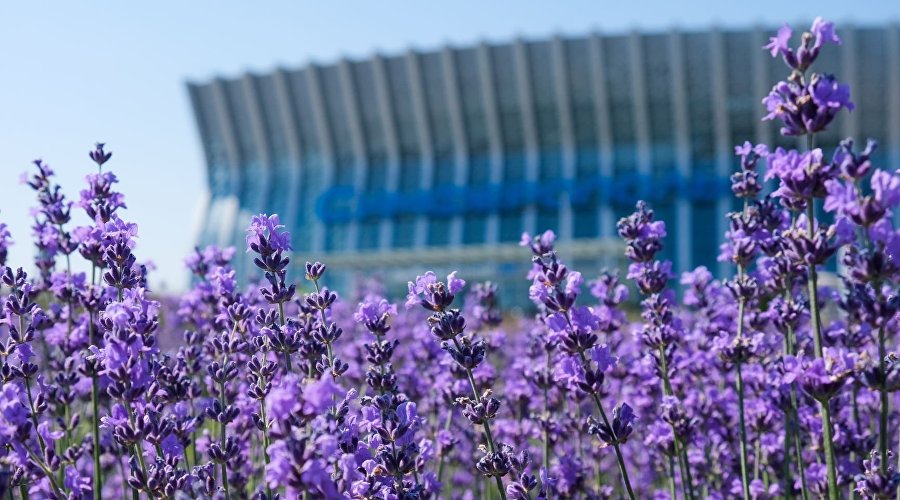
[1,1,897,291]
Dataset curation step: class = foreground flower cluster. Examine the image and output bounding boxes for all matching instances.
[1,17,899,500]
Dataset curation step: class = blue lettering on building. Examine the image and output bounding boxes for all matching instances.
[315,173,730,223]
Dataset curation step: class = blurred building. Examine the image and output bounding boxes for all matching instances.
[188,25,900,306]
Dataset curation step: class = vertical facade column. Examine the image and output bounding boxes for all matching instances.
[669,30,693,273]
[477,42,504,245]
[628,32,652,179]
[186,84,215,252]
[405,51,434,249]
[241,75,274,223]
[751,28,773,148]
[441,47,469,247]
[372,55,401,250]
[840,24,860,142]
[338,60,368,252]
[552,36,576,241]
[210,79,242,250]
[888,25,900,200]
[588,33,615,238]
[709,28,732,277]
[305,65,337,254]
[271,69,305,250]
[513,39,540,235]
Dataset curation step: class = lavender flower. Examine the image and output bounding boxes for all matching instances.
[0,20,894,498]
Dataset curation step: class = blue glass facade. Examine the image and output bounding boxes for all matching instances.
[189,26,900,304]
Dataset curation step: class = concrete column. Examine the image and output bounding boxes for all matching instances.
[552,35,576,241]
[588,33,615,238]
[513,39,539,235]
[405,51,435,249]
[709,28,733,277]
[477,42,504,244]
[441,47,469,247]
[337,60,368,252]
[210,79,242,250]
[270,69,304,247]
[304,65,337,253]
[669,30,693,272]
[372,55,401,250]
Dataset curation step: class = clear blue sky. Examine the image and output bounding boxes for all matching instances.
[1,1,897,291]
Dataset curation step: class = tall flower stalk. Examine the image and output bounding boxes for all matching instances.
[1,23,898,496]
[522,231,637,499]
[408,271,511,500]
[763,18,854,500]
[618,203,695,499]
[724,141,770,500]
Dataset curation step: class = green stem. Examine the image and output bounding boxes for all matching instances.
[849,384,862,500]
[117,455,128,500]
[217,323,239,496]
[801,133,837,499]
[572,350,636,500]
[450,337,507,500]
[24,377,48,458]
[896,431,900,500]
[219,381,230,497]
[790,387,809,500]
[311,280,338,412]
[22,445,66,498]
[17,312,49,463]
[123,401,147,486]
[590,391,637,500]
[658,344,695,500]
[542,348,551,490]
[559,308,635,499]
[277,302,292,373]
[255,304,274,498]
[783,265,808,500]
[257,380,273,498]
[735,270,751,500]
[89,307,103,500]
[878,320,889,476]
[436,408,454,487]
[753,432,761,481]
[667,454,678,500]
[188,396,198,470]
[820,400,839,500]
[736,361,751,500]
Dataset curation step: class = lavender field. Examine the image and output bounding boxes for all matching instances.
[2,18,900,500]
